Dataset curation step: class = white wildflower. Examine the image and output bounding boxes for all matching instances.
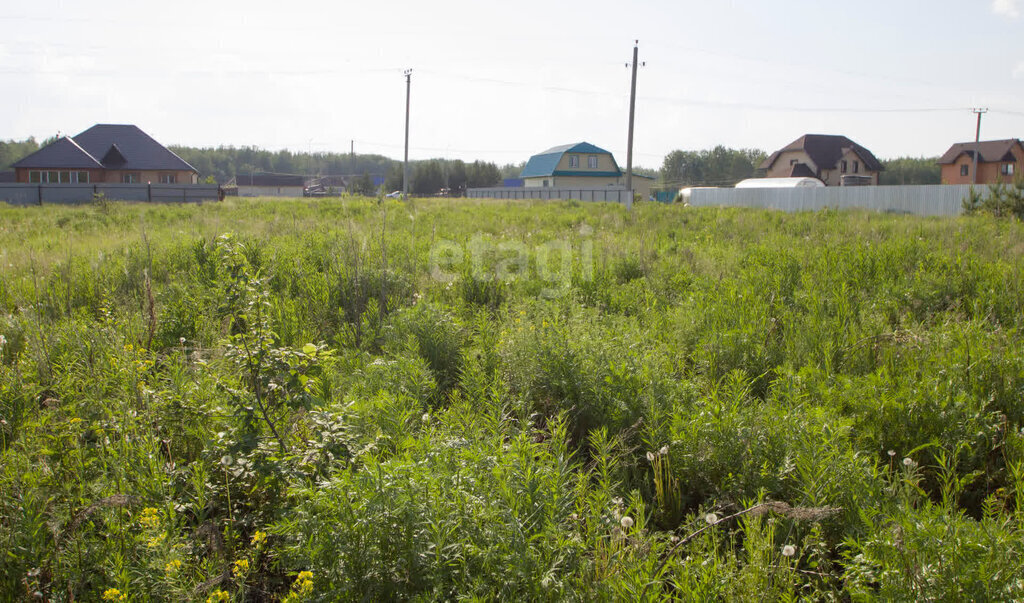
[646,451,655,462]
[659,445,669,456]
[705,513,718,525]
[620,516,634,529]
[903,457,914,467]
[888,450,896,457]
[781,544,796,557]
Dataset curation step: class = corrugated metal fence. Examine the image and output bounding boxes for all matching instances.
[689,184,984,216]
[468,186,631,204]
[0,183,221,206]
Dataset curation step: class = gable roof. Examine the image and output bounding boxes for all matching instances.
[937,139,1022,165]
[789,163,817,178]
[520,142,622,178]
[12,136,104,169]
[760,134,884,173]
[13,124,197,173]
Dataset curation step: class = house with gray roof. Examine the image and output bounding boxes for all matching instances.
[520,142,654,199]
[12,124,198,185]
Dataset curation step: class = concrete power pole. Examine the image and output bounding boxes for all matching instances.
[970,108,988,185]
[403,69,412,200]
[625,41,642,210]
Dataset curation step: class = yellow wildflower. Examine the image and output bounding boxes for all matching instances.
[140,507,160,529]
[206,589,230,603]
[232,558,250,578]
[165,559,182,573]
[250,530,267,546]
[102,588,127,601]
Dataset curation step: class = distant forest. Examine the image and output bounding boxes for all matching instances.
[2,137,942,190]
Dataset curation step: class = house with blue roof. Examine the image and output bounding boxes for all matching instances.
[520,142,654,199]
[13,124,198,185]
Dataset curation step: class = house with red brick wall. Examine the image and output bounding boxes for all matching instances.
[938,139,1023,185]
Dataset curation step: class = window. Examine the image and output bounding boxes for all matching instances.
[122,172,140,184]
[1002,164,1015,176]
[159,173,176,184]
[961,164,969,177]
[588,156,598,169]
[542,179,549,187]
[841,160,848,174]
[29,170,89,183]
[569,155,579,168]
[853,161,860,174]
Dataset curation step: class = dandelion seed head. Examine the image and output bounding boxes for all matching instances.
[646,451,655,462]
[782,544,796,557]
[705,513,719,525]
[659,445,669,456]
[620,515,634,529]
[888,450,896,457]
[903,457,914,467]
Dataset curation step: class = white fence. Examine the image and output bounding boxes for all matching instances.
[689,184,984,216]
[468,186,632,204]
[0,183,221,206]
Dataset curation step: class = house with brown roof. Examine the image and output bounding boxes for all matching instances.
[759,134,883,186]
[937,139,1022,185]
[12,124,198,184]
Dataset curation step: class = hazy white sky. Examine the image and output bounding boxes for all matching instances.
[2,0,1022,169]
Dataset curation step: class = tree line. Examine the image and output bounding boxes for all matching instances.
[2,136,944,191]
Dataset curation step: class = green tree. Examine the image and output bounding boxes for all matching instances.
[880,157,941,185]
[350,172,377,196]
[660,146,766,188]
[466,161,501,188]
[0,137,40,169]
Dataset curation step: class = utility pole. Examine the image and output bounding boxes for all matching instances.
[970,108,988,185]
[625,40,643,210]
[403,69,412,200]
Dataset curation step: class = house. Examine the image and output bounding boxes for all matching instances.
[305,175,348,196]
[12,124,198,184]
[937,139,1023,185]
[226,174,306,197]
[759,134,883,186]
[520,142,654,199]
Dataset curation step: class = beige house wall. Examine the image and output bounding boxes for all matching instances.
[555,152,619,172]
[765,150,817,178]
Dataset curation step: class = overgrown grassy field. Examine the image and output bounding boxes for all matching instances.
[2,197,1024,601]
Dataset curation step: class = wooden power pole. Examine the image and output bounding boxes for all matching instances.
[970,108,988,185]
[625,41,642,210]
[403,69,412,199]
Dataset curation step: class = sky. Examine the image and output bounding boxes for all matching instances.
[1,0,1023,170]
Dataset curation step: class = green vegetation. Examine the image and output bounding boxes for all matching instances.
[659,146,768,188]
[879,157,942,185]
[2,197,1024,601]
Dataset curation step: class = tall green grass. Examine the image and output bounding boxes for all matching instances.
[1,197,1023,600]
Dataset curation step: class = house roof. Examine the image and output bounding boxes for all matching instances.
[789,163,817,178]
[520,142,622,178]
[12,136,104,169]
[760,134,884,173]
[937,139,1022,165]
[13,124,197,173]
[232,173,307,187]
